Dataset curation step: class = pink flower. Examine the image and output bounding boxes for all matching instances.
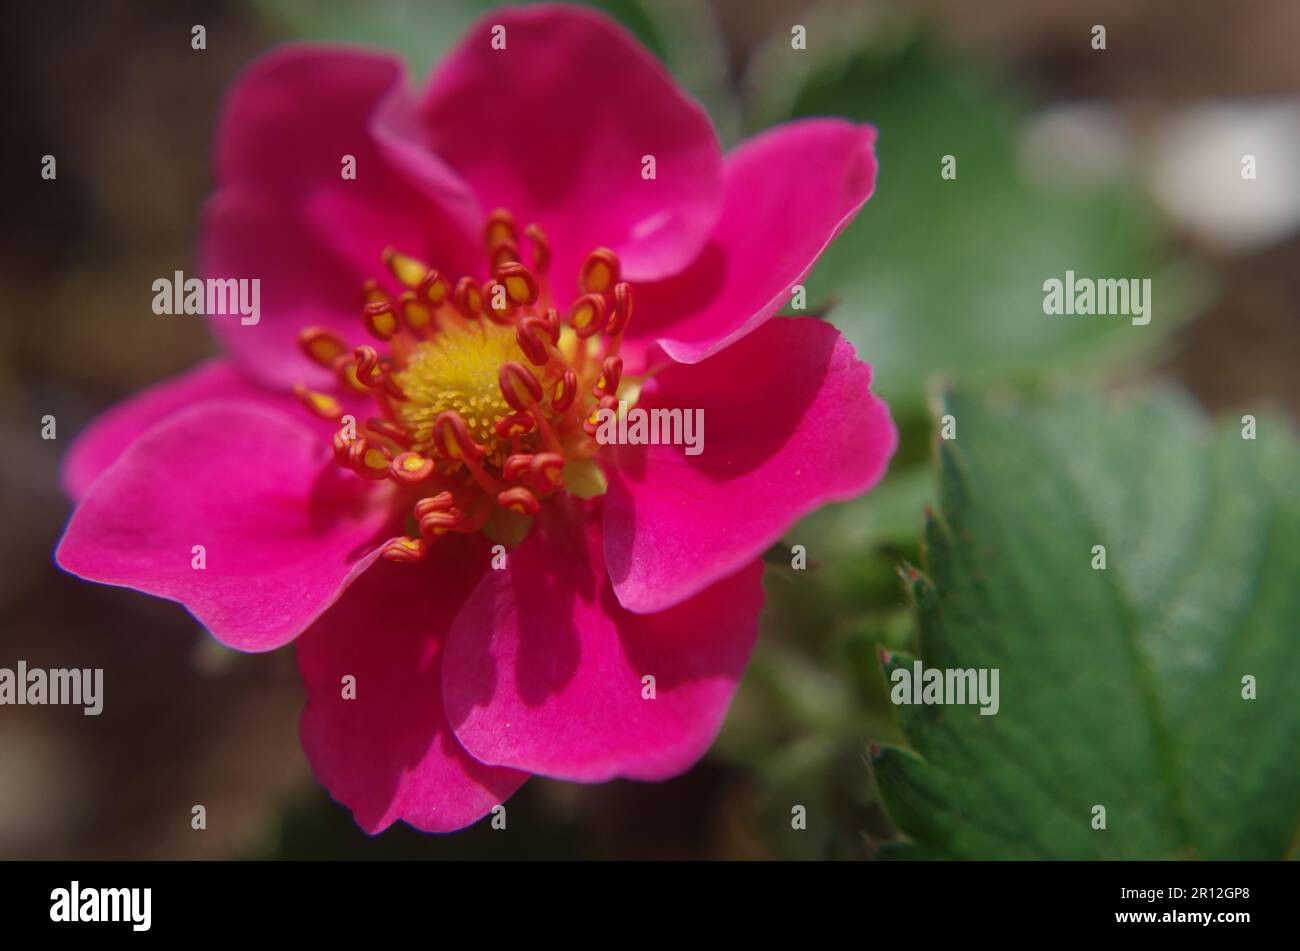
[55,5,896,833]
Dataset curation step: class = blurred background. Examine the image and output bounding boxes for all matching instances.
[1,0,1296,859]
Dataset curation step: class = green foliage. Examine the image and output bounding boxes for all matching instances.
[876,389,1300,859]
[749,26,1189,420]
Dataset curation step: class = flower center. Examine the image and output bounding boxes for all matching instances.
[392,321,522,463]
[292,209,635,563]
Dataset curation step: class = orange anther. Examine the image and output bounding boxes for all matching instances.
[389,451,434,485]
[552,368,578,412]
[496,261,539,306]
[495,412,536,439]
[453,277,484,320]
[431,411,485,462]
[568,292,607,338]
[503,453,535,482]
[383,247,431,289]
[293,383,343,421]
[381,536,428,563]
[332,354,370,394]
[399,291,433,333]
[580,247,620,295]
[418,268,451,306]
[348,438,392,480]
[363,299,399,340]
[497,486,540,516]
[352,346,384,388]
[498,361,543,411]
[485,208,519,249]
[515,316,550,367]
[298,327,350,367]
[606,281,633,336]
[531,452,565,493]
[482,279,514,324]
[594,355,623,398]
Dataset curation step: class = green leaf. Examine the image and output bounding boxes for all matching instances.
[875,388,1300,859]
[746,22,1195,418]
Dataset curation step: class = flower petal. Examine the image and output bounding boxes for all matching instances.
[56,402,392,651]
[419,5,723,301]
[622,119,878,371]
[61,359,316,501]
[297,541,527,834]
[604,317,896,614]
[202,45,480,389]
[443,499,764,782]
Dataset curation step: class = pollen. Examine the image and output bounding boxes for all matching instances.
[293,209,639,561]
[392,321,522,461]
